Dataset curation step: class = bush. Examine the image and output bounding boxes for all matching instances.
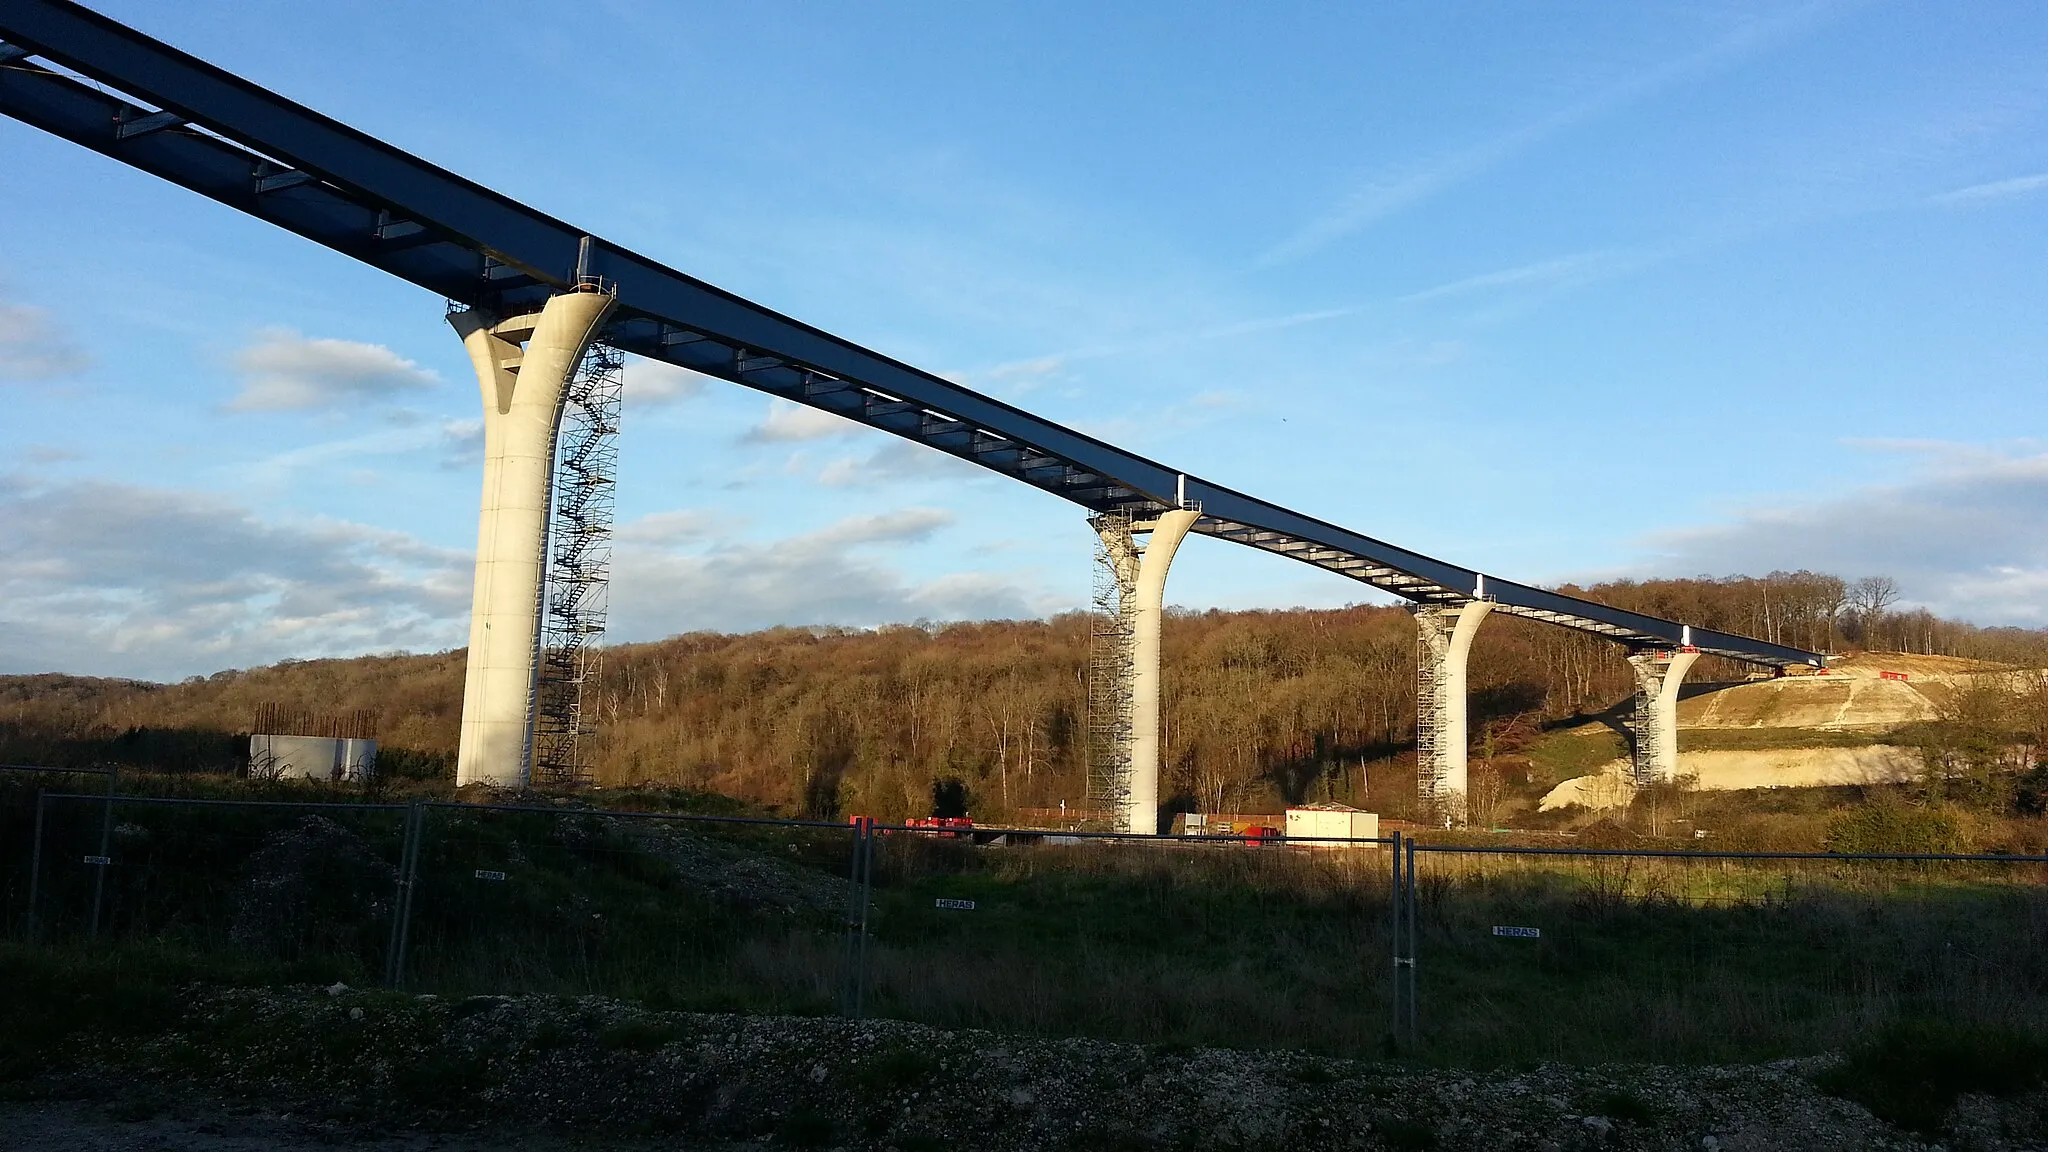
[1816,1019,2048,1134]
[2012,763,2048,816]
[1823,799,1964,854]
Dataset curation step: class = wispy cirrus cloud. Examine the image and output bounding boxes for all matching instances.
[235,417,488,487]
[228,328,438,412]
[1261,5,1841,265]
[1396,249,1649,304]
[1931,171,2048,205]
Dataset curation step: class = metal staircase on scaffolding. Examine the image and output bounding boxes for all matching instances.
[1085,507,1138,828]
[531,339,623,787]
[1412,605,1453,824]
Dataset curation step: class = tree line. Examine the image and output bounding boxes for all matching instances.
[3,572,2045,822]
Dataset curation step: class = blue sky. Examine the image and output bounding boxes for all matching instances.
[3,0,2046,679]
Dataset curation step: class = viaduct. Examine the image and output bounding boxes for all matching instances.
[0,1,1823,831]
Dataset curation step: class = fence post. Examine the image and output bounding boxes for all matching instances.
[851,820,876,1018]
[385,801,421,987]
[87,765,117,940]
[389,801,425,988]
[1388,830,1404,1048]
[1405,837,1419,1048]
[840,820,866,1017]
[26,789,46,942]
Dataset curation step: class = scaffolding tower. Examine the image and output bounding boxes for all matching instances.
[531,339,623,787]
[1413,605,1450,823]
[1084,507,1139,828]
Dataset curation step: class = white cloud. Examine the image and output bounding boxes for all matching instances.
[623,357,706,408]
[437,418,483,470]
[0,300,90,381]
[1931,171,2048,206]
[228,328,438,411]
[955,355,1066,394]
[817,440,988,489]
[615,509,719,545]
[1631,442,2048,626]
[608,505,1050,639]
[0,475,469,679]
[742,399,863,443]
[233,418,486,486]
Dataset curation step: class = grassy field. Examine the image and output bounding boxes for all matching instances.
[8,774,2048,1071]
[1676,726,1894,752]
[862,835,2048,1065]
[1524,724,1627,788]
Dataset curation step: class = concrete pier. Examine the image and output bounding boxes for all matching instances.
[450,288,616,788]
[1096,508,1200,834]
[1414,600,1492,825]
[1627,648,1700,784]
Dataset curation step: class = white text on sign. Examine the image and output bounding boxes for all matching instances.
[934,898,977,911]
[1492,925,1541,938]
[474,869,507,881]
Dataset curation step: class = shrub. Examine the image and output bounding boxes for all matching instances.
[1816,1019,2048,1134]
[1823,799,1964,854]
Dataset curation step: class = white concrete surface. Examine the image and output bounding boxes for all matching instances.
[1417,600,1492,824]
[1126,508,1199,835]
[451,289,616,789]
[249,734,377,782]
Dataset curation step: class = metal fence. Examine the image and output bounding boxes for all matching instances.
[851,822,1398,1053]
[9,782,2048,1063]
[1395,836,2048,1063]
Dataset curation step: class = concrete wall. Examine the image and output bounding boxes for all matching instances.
[249,734,377,782]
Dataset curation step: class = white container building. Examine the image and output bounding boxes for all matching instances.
[1284,804,1378,847]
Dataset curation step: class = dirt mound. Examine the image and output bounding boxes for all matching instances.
[1681,653,2002,732]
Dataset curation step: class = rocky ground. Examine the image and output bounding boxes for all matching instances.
[5,985,2046,1151]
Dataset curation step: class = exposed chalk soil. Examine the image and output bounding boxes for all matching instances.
[8,985,2046,1151]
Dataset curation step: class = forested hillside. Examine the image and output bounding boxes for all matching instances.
[5,572,2046,821]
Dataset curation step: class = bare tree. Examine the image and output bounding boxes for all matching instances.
[1852,575,1901,617]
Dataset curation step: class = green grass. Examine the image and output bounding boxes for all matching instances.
[1678,727,1894,752]
[1525,725,1626,786]
[852,836,2048,1067]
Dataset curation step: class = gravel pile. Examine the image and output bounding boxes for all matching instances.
[29,986,2048,1151]
[608,818,850,916]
